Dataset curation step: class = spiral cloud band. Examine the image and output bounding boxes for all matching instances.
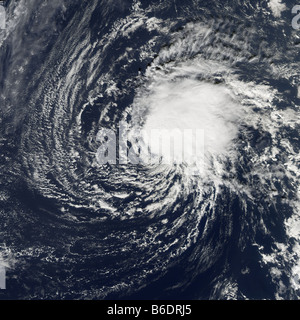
[0,0,299,300]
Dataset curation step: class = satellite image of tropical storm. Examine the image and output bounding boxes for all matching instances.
[0,0,299,301]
